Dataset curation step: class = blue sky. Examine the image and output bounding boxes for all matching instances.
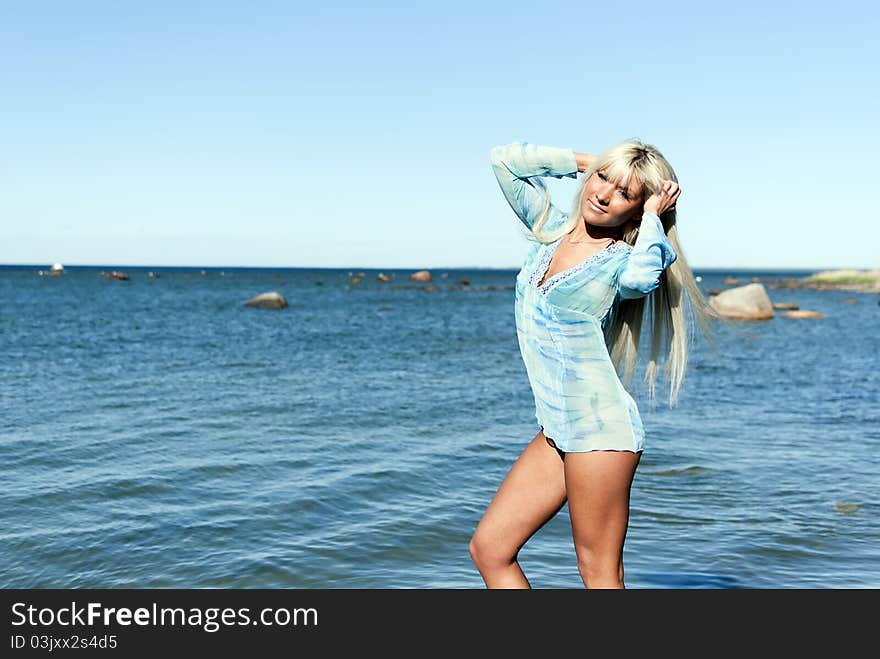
[2,1,877,270]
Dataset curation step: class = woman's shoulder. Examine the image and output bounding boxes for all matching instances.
[608,241,633,272]
[612,241,633,256]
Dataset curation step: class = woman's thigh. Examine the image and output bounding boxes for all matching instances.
[471,430,568,559]
[564,450,641,562]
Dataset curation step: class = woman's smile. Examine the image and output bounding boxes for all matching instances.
[587,199,607,214]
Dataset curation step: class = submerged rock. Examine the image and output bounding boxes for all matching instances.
[244,291,287,309]
[772,302,799,310]
[781,310,825,319]
[708,283,774,320]
[101,271,130,281]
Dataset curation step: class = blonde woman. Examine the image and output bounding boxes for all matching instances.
[469,140,716,589]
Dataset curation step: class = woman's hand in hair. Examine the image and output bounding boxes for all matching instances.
[574,151,595,173]
[644,180,680,216]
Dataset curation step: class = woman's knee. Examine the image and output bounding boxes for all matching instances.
[575,546,623,588]
[575,549,624,589]
[469,532,516,570]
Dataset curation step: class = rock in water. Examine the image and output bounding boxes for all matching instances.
[101,271,130,281]
[244,291,288,309]
[781,310,826,319]
[708,283,775,320]
[409,270,432,282]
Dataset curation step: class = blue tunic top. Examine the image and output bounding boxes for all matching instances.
[491,141,678,453]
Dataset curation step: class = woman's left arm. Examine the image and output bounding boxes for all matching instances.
[618,211,678,299]
[618,181,681,299]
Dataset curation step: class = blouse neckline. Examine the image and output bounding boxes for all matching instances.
[530,238,629,295]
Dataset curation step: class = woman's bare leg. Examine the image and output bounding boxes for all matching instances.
[564,450,641,589]
[469,430,567,588]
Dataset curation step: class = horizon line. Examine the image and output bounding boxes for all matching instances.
[0,262,864,273]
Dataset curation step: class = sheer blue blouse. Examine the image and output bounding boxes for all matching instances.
[491,141,677,452]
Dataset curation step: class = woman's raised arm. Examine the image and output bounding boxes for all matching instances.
[574,152,596,172]
[489,141,580,232]
[617,211,678,299]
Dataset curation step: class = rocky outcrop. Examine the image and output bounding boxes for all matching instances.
[409,270,432,282]
[244,291,288,309]
[708,283,775,320]
[767,269,880,293]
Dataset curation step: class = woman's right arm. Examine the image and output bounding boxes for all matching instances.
[490,141,580,231]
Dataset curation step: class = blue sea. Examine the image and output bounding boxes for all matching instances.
[1,263,878,588]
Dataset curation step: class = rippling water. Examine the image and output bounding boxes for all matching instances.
[1,264,877,588]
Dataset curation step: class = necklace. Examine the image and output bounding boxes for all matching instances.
[566,235,617,246]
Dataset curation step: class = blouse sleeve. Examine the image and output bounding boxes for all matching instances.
[490,141,579,231]
[618,211,678,299]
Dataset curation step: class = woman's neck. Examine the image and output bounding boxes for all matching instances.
[568,219,620,244]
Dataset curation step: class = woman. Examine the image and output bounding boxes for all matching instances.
[469,140,716,589]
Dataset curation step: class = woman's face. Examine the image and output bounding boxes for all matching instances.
[580,168,645,228]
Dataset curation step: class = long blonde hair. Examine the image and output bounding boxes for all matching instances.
[527,139,719,408]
